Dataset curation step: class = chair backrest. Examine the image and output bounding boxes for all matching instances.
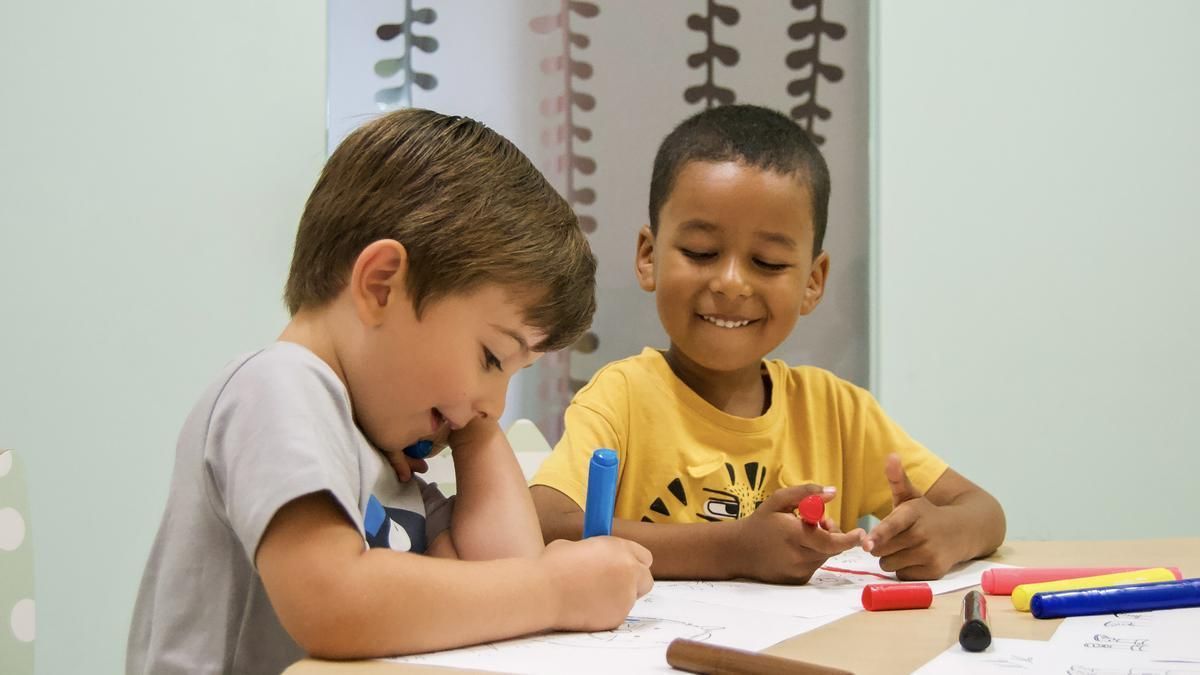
[0,449,35,674]
[422,419,553,495]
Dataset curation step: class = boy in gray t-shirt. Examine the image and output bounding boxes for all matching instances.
[127,109,653,675]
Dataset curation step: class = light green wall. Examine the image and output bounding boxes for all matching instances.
[0,2,327,672]
[874,1,1200,539]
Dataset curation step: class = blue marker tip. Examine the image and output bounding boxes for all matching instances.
[403,439,434,459]
[582,448,619,538]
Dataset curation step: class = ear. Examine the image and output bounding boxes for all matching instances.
[348,239,409,326]
[634,225,657,292]
[799,250,830,315]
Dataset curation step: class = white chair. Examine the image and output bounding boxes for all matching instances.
[423,418,552,496]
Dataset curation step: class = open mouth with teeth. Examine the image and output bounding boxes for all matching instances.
[699,314,757,329]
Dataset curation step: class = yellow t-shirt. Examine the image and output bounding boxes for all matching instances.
[532,348,948,530]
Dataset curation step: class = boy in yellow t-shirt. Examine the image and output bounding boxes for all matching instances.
[532,105,1005,583]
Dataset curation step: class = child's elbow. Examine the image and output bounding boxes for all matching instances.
[284,607,370,660]
[273,579,384,659]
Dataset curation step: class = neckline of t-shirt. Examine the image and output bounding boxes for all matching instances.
[641,347,785,435]
[268,340,348,393]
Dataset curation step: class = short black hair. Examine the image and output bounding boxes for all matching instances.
[648,104,830,256]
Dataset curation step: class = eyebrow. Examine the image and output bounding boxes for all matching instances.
[678,219,798,249]
[678,219,718,234]
[755,230,798,249]
[491,324,530,355]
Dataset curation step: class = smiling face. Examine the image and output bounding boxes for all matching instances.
[346,282,545,455]
[636,160,829,374]
[317,239,547,456]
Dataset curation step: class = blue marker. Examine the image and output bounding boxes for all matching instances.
[1030,577,1200,619]
[402,439,434,459]
[582,448,618,538]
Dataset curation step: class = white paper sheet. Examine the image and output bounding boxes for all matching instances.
[915,608,1200,675]
[1048,607,1200,663]
[387,548,1004,674]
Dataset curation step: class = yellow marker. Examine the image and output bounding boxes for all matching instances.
[1012,567,1179,611]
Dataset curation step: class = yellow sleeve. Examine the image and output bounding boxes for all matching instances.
[530,368,628,509]
[843,383,949,520]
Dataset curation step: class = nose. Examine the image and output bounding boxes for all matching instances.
[709,258,752,298]
[473,373,509,422]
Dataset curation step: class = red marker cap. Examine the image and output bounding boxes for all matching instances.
[861,583,933,611]
[798,494,825,525]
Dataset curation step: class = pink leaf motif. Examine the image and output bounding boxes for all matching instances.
[529,14,564,34]
[540,96,567,116]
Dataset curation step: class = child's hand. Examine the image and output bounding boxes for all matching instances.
[383,440,447,482]
[540,537,654,632]
[862,454,962,580]
[732,485,865,584]
[384,452,426,482]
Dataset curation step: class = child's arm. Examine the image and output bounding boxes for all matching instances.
[862,454,1006,580]
[256,492,653,659]
[534,483,864,584]
[441,418,544,560]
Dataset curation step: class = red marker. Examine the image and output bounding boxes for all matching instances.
[981,567,1183,595]
[861,583,933,611]
[797,494,825,525]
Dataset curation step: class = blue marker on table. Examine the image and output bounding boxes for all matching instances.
[582,448,618,538]
[1030,577,1200,619]
[403,440,434,459]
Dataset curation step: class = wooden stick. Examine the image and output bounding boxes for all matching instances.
[666,638,854,675]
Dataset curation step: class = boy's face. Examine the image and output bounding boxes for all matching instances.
[341,245,545,455]
[636,161,829,373]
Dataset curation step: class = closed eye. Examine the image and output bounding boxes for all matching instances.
[680,247,717,261]
[754,258,792,272]
[483,347,503,372]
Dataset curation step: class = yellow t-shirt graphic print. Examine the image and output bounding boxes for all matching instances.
[532,348,948,532]
[645,460,771,523]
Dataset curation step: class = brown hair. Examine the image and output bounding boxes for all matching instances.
[284,109,596,352]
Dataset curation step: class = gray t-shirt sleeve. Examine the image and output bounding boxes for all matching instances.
[204,352,364,565]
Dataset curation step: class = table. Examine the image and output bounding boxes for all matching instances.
[285,538,1200,675]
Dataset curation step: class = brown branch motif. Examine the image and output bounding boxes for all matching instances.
[786,0,845,144]
[684,0,740,108]
[530,1,599,234]
[374,2,439,109]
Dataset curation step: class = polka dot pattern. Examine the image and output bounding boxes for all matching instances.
[1,449,35,672]
[0,508,25,552]
[10,599,33,642]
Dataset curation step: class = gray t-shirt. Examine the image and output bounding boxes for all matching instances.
[127,342,453,675]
